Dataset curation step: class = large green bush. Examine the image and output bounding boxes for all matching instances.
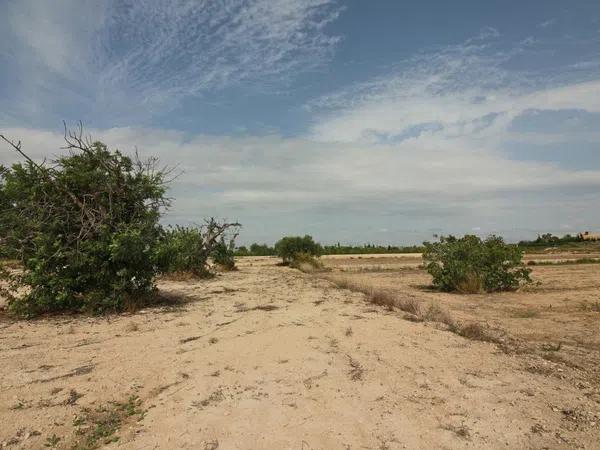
[0,137,167,316]
[423,235,531,293]
[274,235,322,264]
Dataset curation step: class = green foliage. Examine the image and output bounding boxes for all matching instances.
[154,220,240,276]
[322,243,423,255]
[211,236,237,271]
[274,235,322,264]
[154,226,210,277]
[236,243,275,256]
[423,235,531,293]
[0,139,167,316]
[518,233,582,249]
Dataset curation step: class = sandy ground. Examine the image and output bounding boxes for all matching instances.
[1,257,600,449]
[321,254,600,392]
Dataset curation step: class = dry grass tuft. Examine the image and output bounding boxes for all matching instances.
[455,272,483,294]
[397,297,423,316]
[368,289,396,310]
[347,355,364,381]
[423,303,455,326]
[322,274,505,346]
[455,322,495,342]
[124,322,139,333]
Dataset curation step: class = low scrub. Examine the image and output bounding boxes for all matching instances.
[289,252,327,273]
[423,235,531,293]
[0,128,239,317]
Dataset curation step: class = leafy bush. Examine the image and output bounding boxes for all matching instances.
[155,220,240,276]
[423,235,531,293]
[274,235,322,264]
[211,237,237,271]
[154,226,210,277]
[0,133,167,316]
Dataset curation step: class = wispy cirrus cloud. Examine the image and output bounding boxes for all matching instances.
[307,29,600,144]
[0,0,342,125]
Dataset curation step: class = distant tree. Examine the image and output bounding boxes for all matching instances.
[274,235,322,264]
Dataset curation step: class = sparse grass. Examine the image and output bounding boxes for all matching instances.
[441,423,471,439]
[124,322,139,332]
[289,252,329,273]
[321,275,505,347]
[69,395,145,450]
[511,308,539,319]
[423,303,455,326]
[579,300,600,312]
[192,389,225,409]
[527,258,600,266]
[541,342,562,352]
[324,275,424,316]
[44,434,61,448]
[347,356,364,381]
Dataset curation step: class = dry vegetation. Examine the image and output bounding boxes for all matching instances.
[320,250,600,389]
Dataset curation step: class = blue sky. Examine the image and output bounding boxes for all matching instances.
[1,0,600,244]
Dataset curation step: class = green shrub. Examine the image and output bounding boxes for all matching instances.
[0,136,167,316]
[274,235,322,264]
[211,237,237,271]
[423,235,531,293]
[155,220,240,276]
[154,226,210,277]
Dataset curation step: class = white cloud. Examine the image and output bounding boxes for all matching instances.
[1,0,341,122]
[307,33,600,144]
[2,25,600,243]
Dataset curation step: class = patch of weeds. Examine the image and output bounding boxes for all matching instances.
[397,297,422,316]
[65,389,83,405]
[512,308,539,319]
[368,289,396,310]
[69,395,145,450]
[423,303,454,326]
[579,301,600,313]
[347,355,364,381]
[235,304,279,312]
[124,322,139,332]
[192,389,225,409]
[455,322,496,343]
[44,434,61,448]
[180,335,202,344]
[541,342,562,352]
[10,399,28,410]
[345,327,353,337]
[441,423,471,439]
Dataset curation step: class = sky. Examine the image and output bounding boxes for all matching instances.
[1,0,600,245]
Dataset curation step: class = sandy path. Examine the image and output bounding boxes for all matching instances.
[1,258,599,449]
